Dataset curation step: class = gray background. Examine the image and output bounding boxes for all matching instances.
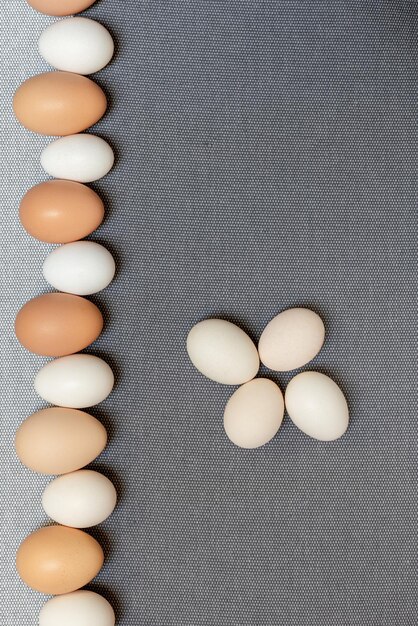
[1,1,417,624]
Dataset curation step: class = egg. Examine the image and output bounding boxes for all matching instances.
[187,319,259,385]
[42,470,117,528]
[19,180,104,244]
[35,354,114,408]
[258,308,325,371]
[17,525,103,595]
[41,134,114,183]
[285,371,349,441]
[43,242,116,295]
[15,407,107,475]
[39,18,114,75]
[39,591,115,626]
[224,378,284,448]
[27,0,97,16]
[15,293,103,357]
[14,72,107,136]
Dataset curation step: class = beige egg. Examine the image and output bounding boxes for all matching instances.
[259,308,325,371]
[187,319,259,385]
[224,378,284,448]
[15,407,107,475]
[285,371,349,441]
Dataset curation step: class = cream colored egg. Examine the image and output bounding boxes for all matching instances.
[285,371,349,441]
[42,470,117,528]
[258,308,325,371]
[187,319,259,385]
[39,590,115,626]
[41,134,114,183]
[224,378,284,448]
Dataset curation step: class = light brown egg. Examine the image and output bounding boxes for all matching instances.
[19,180,104,244]
[16,525,104,595]
[15,407,107,475]
[15,293,103,357]
[13,72,106,136]
[27,0,96,15]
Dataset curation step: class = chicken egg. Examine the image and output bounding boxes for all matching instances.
[27,0,97,15]
[41,134,114,183]
[34,354,114,408]
[39,591,115,626]
[39,18,114,75]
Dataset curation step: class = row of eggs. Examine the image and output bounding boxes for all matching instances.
[18,3,116,625]
[187,311,349,444]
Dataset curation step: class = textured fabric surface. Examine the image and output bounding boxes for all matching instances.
[1,1,418,624]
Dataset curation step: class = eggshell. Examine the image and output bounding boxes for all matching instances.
[19,180,104,244]
[259,308,325,371]
[39,18,114,75]
[14,72,106,136]
[15,407,107,475]
[39,591,115,626]
[43,241,115,295]
[27,0,97,16]
[16,525,104,595]
[35,354,114,408]
[15,293,103,357]
[41,134,114,183]
[285,371,349,441]
[42,470,117,528]
[224,378,284,448]
[187,319,259,385]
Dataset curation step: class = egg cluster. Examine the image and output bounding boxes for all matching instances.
[13,2,117,625]
[187,308,349,447]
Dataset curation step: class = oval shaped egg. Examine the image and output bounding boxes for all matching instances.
[14,72,107,136]
[15,407,107,475]
[39,18,114,75]
[27,0,97,15]
[39,591,115,626]
[285,371,349,441]
[41,134,114,183]
[17,525,103,595]
[187,319,259,385]
[42,470,117,528]
[43,242,116,295]
[15,293,103,357]
[35,354,114,408]
[224,378,284,448]
[259,308,325,371]
[19,180,104,244]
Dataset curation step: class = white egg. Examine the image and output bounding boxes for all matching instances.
[187,319,259,385]
[258,308,325,371]
[41,134,114,183]
[34,354,114,408]
[39,590,115,626]
[43,241,116,295]
[39,18,114,75]
[224,378,284,448]
[42,470,117,528]
[285,371,349,441]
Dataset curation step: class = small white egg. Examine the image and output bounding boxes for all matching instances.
[34,354,114,408]
[39,18,114,75]
[41,134,114,183]
[258,308,325,371]
[42,470,117,528]
[224,378,284,448]
[187,319,259,385]
[285,371,349,441]
[39,590,115,626]
[43,241,116,295]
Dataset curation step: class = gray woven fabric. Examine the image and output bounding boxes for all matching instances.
[1,1,418,624]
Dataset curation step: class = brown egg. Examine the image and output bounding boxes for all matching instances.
[13,72,106,136]
[15,293,103,357]
[27,0,96,15]
[15,407,107,475]
[16,525,104,595]
[19,180,104,244]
